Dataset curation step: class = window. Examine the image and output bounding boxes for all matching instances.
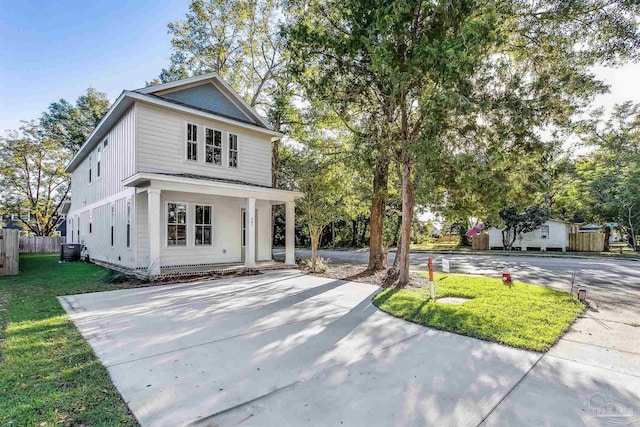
[103,138,109,149]
[187,123,198,161]
[126,201,131,248]
[195,205,212,245]
[167,202,187,246]
[97,147,102,178]
[541,225,550,239]
[205,128,222,165]
[110,205,115,246]
[241,210,246,247]
[228,133,238,168]
[89,155,92,183]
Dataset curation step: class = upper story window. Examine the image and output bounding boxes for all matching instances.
[103,138,109,149]
[97,147,102,179]
[167,202,187,246]
[187,123,198,161]
[88,155,92,184]
[205,128,222,166]
[228,133,238,168]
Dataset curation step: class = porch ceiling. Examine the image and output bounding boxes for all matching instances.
[122,172,303,202]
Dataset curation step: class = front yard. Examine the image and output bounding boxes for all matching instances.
[0,254,137,426]
[373,273,585,352]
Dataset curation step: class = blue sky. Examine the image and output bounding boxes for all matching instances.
[1,0,639,134]
[0,0,190,133]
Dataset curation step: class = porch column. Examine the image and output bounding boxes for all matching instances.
[148,188,161,278]
[285,200,295,265]
[245,197,257,269]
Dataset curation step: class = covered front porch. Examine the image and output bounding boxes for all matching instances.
[123,172,302,278]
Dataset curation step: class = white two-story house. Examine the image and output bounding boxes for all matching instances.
[65,73,301,278]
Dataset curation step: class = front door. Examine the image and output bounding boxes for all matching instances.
[240,208,258,262]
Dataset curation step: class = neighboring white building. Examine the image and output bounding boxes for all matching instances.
[488,219,571,252]
[65,73,302,278]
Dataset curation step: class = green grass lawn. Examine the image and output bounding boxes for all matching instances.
[373,273,584,352]
[410,241,462,251]
[0,254,137,426]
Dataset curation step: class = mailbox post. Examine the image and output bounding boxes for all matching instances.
[428,258,435,300]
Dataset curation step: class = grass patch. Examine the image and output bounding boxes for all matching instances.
[410,241,462,251]
[373,273,584,352]
[0,254,137,426]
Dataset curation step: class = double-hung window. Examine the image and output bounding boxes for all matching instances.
[195,205,212,245]
[97,147,102,179]
[167,202,187,246]
[126,201,131,248]
[205,128,223,165]
[187,123,198,161]
[228,133,238,168]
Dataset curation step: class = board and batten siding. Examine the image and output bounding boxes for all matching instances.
[135,103,272,187]
[66,107,137,268]
[135,190,272,268]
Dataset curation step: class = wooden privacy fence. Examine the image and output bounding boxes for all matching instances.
[19,236,62,253]
[0,229,20,276]
[472,234,489,250]
[569,232,605,252]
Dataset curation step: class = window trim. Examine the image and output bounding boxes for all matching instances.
[185,122,199,162]
[97,146,102,180]
[103,137,109,150]
[204,127,224,167]
[540,225,550,239]
[126,200,132,248]
[166,201,188,247]
[228,132,239,168]
[194,204,213,246]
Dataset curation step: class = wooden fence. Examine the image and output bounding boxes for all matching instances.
[472,233,489,250]
[569,232,605,252]
[19,236,62,253]
[0,229,20,276]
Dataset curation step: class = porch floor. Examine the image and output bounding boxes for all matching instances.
[158,260,292,278]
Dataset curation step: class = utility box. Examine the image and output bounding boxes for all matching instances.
[60,243,83,262]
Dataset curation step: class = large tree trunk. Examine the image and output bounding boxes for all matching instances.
[603,226,611,252]
[309,225,323,272]
[392,214,401,247]
[367,151,390,271]
[397,155,416,287]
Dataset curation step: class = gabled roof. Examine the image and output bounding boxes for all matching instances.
[134,72,270,129]
[65,73,281,173]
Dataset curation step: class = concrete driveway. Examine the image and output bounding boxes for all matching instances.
[60,270,640,426]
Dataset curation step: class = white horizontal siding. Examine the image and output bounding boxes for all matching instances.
[135,103,272,187]
[135,190,272,268]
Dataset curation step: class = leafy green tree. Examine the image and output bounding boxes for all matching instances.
[0,122,70,236]
[560,102,640,250]
[495,205,551,250]
[40,87,110,153]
